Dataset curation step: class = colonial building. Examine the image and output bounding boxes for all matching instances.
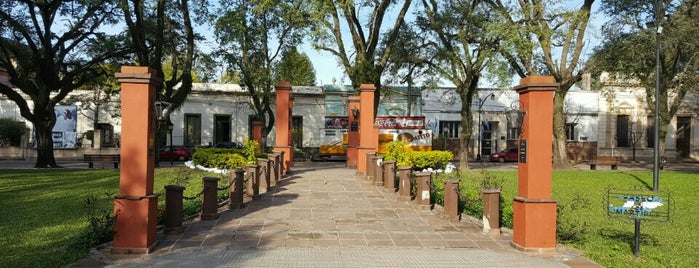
[1,75,697,162]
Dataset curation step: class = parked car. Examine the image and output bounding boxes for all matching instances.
[489,148,518,163]
[213,141,244,149]
[159,145,192,161]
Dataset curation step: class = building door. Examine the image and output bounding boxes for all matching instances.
[616,115,630,147]
[184,114,201,146]
[480,121,499,157]
[214,115,231,143]
[481,129,493,157]
[676,116,691,158]
[292,116,303,147]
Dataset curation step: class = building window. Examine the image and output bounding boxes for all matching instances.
[565,123,577,141]
[507,128,520,140]
[616,115,630,147]
[439,121,460,139]
[184,114,201,146]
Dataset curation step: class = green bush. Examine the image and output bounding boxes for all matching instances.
[383,142,453,169]
[410,150,453,170]
[69,193,115,254]
[0,118,27,146]
[428,170,512,228]
[384,141,412,166]
[242,139,260,164]
[191,139,264,169]
[556,193,590,242]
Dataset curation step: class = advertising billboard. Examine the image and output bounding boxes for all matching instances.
[375,116,432,153]
[52,105,78,148]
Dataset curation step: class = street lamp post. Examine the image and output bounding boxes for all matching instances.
[168,122,174,151]
[477,92,496,161]
[653,3,662,192]
[168,121,174,165]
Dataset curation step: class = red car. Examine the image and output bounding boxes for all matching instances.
[159,145,192,161]
[489,148,518,163]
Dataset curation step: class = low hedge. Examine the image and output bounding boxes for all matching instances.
[191,139,265,170]
[383,141,454,170]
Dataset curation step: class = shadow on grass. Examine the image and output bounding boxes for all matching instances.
[598,226,661,254]
[620,172,653,191]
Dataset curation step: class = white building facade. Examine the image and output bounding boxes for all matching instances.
[1,80,697,162]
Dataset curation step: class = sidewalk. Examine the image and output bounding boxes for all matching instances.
[71,161,602,268]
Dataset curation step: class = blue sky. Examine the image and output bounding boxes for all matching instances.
[297,1,608,88]
[195,1,607,88]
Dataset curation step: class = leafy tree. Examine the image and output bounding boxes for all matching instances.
[213,0,310,148]
[383,22,433,117]
[0,1,129,167]
[64,64,122,130]
[488,0,596,169]
[308,0,413,111]
[417,0,506,170]
[275,47,317,86]
[590,0,699,160]
[120,0,203,137]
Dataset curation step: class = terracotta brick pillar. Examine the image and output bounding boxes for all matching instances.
[164,185,185,235]
[274,81,293,173]
[346,96,360,168]
[112,66,159,254]
[252,121,263,153]
[415,172,432,211]
[512,76,558,251]
[357,84,378,176]
[258,157,271,193]
[229,169,245,209]
[398,166,412,200]
[443,180,460,222]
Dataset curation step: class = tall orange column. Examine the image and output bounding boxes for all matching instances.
[112,66,159,254]
[357,84,378,175]
[252,121,263,153]
[346,96,360,168]
[273,81,293,173]
[512,76,558,251]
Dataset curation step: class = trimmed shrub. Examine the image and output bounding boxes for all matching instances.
[383,141,411,166]
[0,118,27,146]
[410,150,453,170]
[383,141,452,170]
[191,139,263,170]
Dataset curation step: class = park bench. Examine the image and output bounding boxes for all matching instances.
[84,154,120,169]
[589,156,621,170]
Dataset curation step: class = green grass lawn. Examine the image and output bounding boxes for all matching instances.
[0,166,697,267]
[0,166,220,268]
[486,170,699,268]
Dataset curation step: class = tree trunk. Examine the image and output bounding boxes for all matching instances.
[33,120,58,168]
[458,132,472,170]
[458,100,475,171]
[552,92,572,169]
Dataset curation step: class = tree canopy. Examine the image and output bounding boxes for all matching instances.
[213,0,310,146]
[489,0,596,169]
[0,0,129,167]
[308,0,412,109]
[275,47,317,86]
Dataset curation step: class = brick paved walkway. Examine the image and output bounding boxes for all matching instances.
[75,161,601,267]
